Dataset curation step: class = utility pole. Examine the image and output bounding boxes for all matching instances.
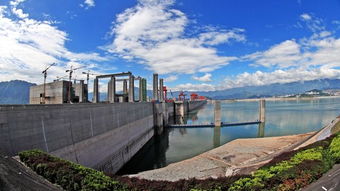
[66,66,85,103]
[42,63,56,104]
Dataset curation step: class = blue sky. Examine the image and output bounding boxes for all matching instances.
[0,0,340,92]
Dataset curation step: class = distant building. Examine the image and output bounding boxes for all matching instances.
[29,80,88,104]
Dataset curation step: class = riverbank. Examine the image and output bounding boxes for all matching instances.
[129,117,340,182]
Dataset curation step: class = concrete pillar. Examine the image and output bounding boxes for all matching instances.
[128,75,134,102]
[111,77,116,103]
[107,79,112,102]
[153,73,158,101]
[259,99,266,122]
[159,78,164,102]
[93,78,99,103]
[214,101,221,127]
[139,78,143,102]
[143,79,147,101]
[258,122,265,137]
[79,80,84,103]
[107,77,116,103]
[213,126,221,147]
[123,80,128,95]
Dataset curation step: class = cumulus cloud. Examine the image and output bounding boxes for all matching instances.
[173,83,215,92]
[192,73,212,82]
[0,1,107,83]
[165,75,178,82]
[227,14,340,89]
[106,0,245,74]
[81,0,95,9]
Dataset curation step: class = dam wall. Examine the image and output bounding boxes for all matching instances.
[0,103,154,173]
[0,100,204,173]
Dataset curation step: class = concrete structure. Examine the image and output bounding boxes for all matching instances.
[74,80,88,103]
[159,78,164,102]
[93,78,99,103]
[259,99,266,122]
[0,103,154,174]
[214,101,222,127]
[30,81,72,104]
[128,75,134,102]
[153,74,158,101]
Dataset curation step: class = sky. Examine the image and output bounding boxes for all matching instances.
[0,0,340,92]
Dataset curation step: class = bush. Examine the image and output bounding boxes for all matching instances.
[19,150,127,191]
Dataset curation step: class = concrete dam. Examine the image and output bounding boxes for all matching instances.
[0,100,206,174]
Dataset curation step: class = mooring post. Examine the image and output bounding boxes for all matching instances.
[214,100,221,127]
[259,99,266,122]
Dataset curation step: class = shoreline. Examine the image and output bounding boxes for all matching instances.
[129,116,340,182]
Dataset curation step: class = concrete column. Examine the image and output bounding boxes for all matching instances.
[93,78,99,103]
[257,122,265,137]
[159,78,164,102]
[107,79,112,102]
[79,80,84,103]
[139,78,143,102]
[153,73,158,101]
[111,77,116,103]
[214,101,221,127]
[128,75,134,102]
[143,78,147,102]
[259,99,266,122]
[213,126,221,147]
[123,80,128,95]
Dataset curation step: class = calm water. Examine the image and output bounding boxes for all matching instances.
[117,97,340,175]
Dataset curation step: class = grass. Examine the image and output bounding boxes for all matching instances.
[19,133,340,191]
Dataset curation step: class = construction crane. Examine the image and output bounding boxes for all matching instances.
[82,70,97,86]
[56,75,68,81]
[42,63,56,104]
[65,66,85,103]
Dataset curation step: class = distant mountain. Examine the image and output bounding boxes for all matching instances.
[0,80,36,104]
[171,79,340,100]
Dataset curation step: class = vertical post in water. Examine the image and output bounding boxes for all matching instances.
[259,99,266,122]
[93,78,99,103]
[214,100,221,127]
[153,74,159,101]
[213,126,221,147]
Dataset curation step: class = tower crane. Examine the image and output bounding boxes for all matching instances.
[42,63,56,104]
[65,66,85,103]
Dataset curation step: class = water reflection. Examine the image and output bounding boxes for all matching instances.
[118,97,340,175]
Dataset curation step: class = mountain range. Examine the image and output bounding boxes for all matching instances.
[0,79,339,104]
[0,80,36,104]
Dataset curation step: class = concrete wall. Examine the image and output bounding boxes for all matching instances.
[0,102,153,174]
[30,81,70,104]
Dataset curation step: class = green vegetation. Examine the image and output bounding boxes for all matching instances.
[19,150,127,191]
[19,133,340,191]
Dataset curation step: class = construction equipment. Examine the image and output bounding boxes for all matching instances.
[66,66,85,103]
[42,63,56,104]
[82,70,97,86]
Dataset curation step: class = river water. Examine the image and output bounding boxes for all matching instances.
[117,97,340,175]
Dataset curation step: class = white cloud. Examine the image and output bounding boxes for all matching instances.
[106,0,245,75]
[82,0,95,9]
[300,13,312,21]
[165,75,178,82]
[223,68,340,89]
[0,3,107,83]
[173,83,215,92]
[192,73,212,82]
